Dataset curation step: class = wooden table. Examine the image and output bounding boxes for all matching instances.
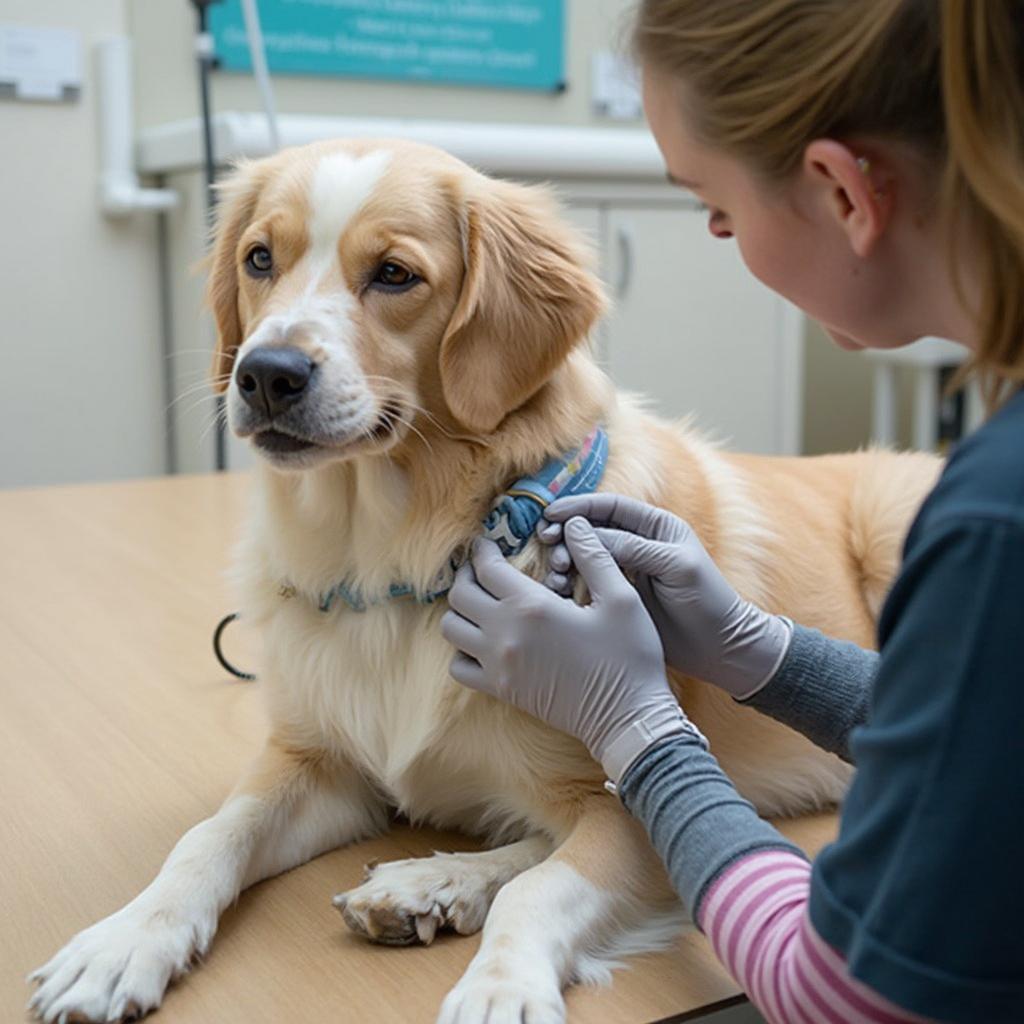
[0,473,838,1023]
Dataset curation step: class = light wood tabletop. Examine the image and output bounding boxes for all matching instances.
[0,473,838,1023]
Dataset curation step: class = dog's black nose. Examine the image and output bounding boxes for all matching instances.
[235,347,314,417]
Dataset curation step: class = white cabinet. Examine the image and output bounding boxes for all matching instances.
[566,199,802,454]
[603,205,802,453]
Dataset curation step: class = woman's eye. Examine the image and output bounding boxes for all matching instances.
[371,261,419,291]
[245,246,273,276]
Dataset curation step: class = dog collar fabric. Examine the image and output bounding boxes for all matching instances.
[315,425,609,613]
[481,425,609,557]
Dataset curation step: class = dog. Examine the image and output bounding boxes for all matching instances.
[28,138,940,1024]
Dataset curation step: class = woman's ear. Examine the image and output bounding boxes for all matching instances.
[206,161,265,393]
[803,140,893,259]
[439,177,607,434]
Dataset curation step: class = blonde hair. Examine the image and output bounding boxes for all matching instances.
[633,0,1024,407]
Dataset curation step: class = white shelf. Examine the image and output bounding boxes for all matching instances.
[137,112,666,180]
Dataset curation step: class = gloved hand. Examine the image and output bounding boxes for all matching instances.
[441,519,706,784]
[536,494,792,700]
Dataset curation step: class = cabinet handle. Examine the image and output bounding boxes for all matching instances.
[615,224,634,298]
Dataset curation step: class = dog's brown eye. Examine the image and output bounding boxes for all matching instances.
[245,245,273,277]
[371,261,419,291]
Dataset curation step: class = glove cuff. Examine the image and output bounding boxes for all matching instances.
[600,701,709,787]
[729,615,794,701]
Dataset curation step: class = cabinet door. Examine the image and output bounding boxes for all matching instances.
[604,206,802,454]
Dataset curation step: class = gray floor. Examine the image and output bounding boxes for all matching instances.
[696,1002,766,1023]
[719,1006,765,1023]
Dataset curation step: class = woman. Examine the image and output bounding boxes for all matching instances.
[441,1,1024,1022]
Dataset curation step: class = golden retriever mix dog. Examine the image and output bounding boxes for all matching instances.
[29,139,939,1024]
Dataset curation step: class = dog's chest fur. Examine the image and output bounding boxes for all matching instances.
[235,461,568,837]
[258,595,561,837]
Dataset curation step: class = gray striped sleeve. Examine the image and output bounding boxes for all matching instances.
[739,624,878,763]
[619,734,807,918]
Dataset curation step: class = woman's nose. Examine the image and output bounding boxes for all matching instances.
[709,217,733,240]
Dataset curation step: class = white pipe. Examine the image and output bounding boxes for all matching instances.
[96,36,178,216]
[872,362,897,447]
[913,366,940,451]
[239,0,280,153]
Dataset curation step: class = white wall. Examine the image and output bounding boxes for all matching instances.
[0,0,165,488]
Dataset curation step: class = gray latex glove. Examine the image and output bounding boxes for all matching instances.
[441,520,707,784]
[536,494,793,700]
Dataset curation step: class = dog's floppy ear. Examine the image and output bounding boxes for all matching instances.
[207,161,265,393]
[439,178,607,433]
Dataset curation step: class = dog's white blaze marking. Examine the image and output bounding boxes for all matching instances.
[230,149,391,397]
[305,148,392,289]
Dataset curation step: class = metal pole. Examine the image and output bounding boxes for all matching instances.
[156,207,177,474]
[191,0,227,472]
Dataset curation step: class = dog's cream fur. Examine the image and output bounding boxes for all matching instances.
[29,140,940,1024]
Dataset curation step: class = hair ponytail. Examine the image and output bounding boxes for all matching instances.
[941,0,1024,407]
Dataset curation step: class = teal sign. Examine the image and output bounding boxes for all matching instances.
[210,1,565,91]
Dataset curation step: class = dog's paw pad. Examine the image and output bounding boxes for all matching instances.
[335,852,495,946]
[340,896,423,945]
[27,909,204,1023]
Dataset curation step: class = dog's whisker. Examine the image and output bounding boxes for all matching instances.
[197,403,226,438]
[165,349,228,360]
[170,369,233,393]
[170,395,219,423]
[360,379,492,449]
[197,405,229,448]
[403,419,435,457]
[167,382,228,412]
[168,380,213,401]
[409,405,492,450]
[169,392,225,422]
[387,397,490,447]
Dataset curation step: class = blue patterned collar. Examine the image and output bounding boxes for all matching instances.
[304,426,609,613]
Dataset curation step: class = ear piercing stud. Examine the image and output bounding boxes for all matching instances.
[857,156,885,199]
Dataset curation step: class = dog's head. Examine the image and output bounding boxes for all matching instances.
[207,139,606,469]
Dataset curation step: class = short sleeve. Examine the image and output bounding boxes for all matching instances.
[809,516,1024,1023]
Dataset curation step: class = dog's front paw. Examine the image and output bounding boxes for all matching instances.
[27,902,212,1024]
[436,955,565,1024]
[334,851,498,946]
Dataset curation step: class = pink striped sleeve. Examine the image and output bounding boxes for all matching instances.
[697,851,935,1024]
